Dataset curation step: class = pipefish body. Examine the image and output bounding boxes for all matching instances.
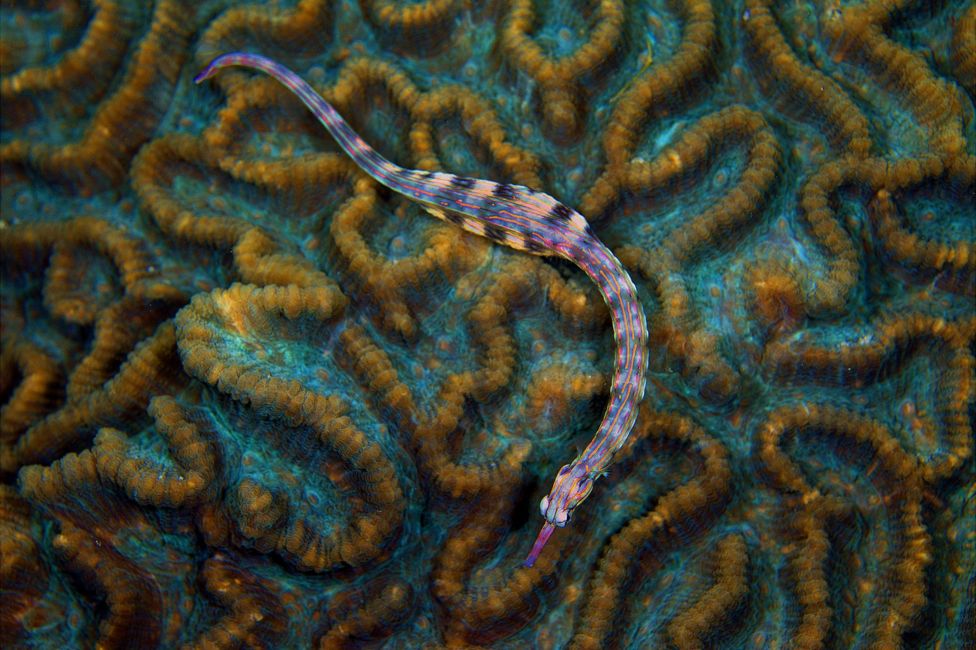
[195,53,649,568]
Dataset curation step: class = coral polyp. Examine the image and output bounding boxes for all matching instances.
[1,1,973,648]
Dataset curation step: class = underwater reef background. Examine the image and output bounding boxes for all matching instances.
[1,0,974,648]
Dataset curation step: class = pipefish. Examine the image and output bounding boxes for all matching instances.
[195,53,649,567]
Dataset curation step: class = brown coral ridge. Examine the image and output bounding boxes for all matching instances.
[0,0,197,189]
[0,216,167,311]
[523,364,606,435]
[333,264,532,501]
[569,409,732,649]
[596,106,781,405]
[52,521,164,648]
[410,84,543,189]
[65,288,188,402]
[176,284,406,572]
[590,0,716,175]
[431,490,555,646]
[0,292,185,478]
[14,396,289,648]
[132,132,347,293]
[764,313,974,484]
[0,0,137,133]
[741,256,808,340]
[951,2,976,95]
[756,405,932,649]
[328,181,487,340]
[0,216,186,435]
[0,486,49,644]
[205,53,542,189]
[869,154,975,292]
[665,533,750,650]
[742,0,871,158]
[360,0,461,53]
[317,576,413,649]
[18,448,172,648]
[818,0,966,157]
[792,154,974,319]
[3,323,186,475]
[197,0,335,83]
[0,338,63,453]
[187,554,288,649]
[500,0,627,140]
[94,396,221,509]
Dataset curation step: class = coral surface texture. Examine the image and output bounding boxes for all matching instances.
[1,0,974,648]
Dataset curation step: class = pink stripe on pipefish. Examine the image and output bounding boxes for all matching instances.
[195,53,649,568]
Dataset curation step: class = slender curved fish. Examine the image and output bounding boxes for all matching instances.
[195,53,649,567]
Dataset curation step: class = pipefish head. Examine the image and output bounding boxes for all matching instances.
[523,463,594,567]
[541,462,595,526]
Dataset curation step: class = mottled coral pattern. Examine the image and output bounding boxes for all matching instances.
[1,1,974,649]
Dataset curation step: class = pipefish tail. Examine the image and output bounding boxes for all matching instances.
[195,53,649,568]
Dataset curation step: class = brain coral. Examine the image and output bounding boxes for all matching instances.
[1,0,974,648]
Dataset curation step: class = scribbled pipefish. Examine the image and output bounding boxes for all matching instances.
[195,53,649,568]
